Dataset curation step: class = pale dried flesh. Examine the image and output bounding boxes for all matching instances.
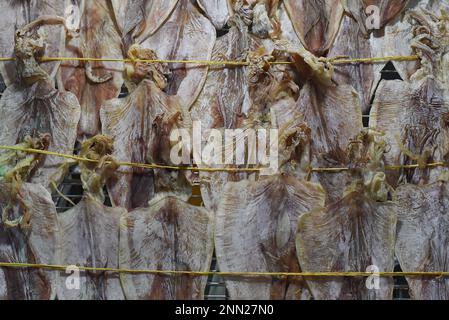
[191,21,250,212]
[296,192,397,300]
[370,77,449,186]
[0,81,80,189]
[0,183,59,300]
[111,0,179,50]
[283,0,344,56]
[370,7,449,186]
[342,0,409,36]
[328,16,374,113]
[0,18,81,189]
[141,0,216,111]
[101,79,187,210]
[395,181,449,300]
[190,24,248,131]
[61,0,124,140]
[215,175,325,300]
[297,82,363,204]
[0,0,66,85]
[57,195,126,300]
[119,195,214,300]
[56,136,126,300]
[198,0,230,30]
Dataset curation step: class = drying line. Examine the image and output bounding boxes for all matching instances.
[311,162,447,173]
[0,262,447,278]
[0,55,420,66]
[0,56,276,66]
[331,55,419,65]
[0,145,446,174]
[0,145,262,173]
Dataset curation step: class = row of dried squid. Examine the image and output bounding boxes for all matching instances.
[0,0,448,300]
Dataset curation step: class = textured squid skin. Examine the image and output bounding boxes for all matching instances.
[329,16,374,113]
[61,0,124,140]
[190,24,248,132]
[342,0,409,36]
[369,2,445,88]
[0,183,59,300]
[0,268,6,300]
[56,194,126,300]
[370,77,449,186]
[141,0,216,111]
[119,194,214,300]
[0,80,81,189]
[297,82,363,157]
[111,0,179,50]
[284,0,344,56]
[296,192,397,300]
[198,0,230,30]
[396,181,449,300]
[191,23,250,212]
[101,80,184,210]
[0,0,67,86]
[215,175,325,300]
[297,82,363,204]
[368,15,418,87]
[193,17,304,212]
[333,1,418,108]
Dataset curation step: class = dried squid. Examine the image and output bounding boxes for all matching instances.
[395,176,449,300]
[56,136,126,300]
[119,194,214,300]
[61,0,124,140]
[190,15,252,212]
[297,81,363,204]
[198,0,230,30]
[140,0,216,111]
[342,0,409,36]
[328,15,375,113]
[101,46,190,210]
[111,0,179,50]
[194,5,314,212]
[296,131,397,300]
[370,8,449,186]
[215,122,323,300]
[0,136,60,300]
[0,19,80,189]
[283,0,344,56]
[0,0,67,86]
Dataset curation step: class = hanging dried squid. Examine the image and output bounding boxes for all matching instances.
[56,136,126,300]
[0,136,60,300]
[296,131,397,300]
[0,18,80,189]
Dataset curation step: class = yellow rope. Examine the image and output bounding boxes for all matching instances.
[0,55,420,66]
[0,262,447,278]
[311,162,447,173]
[331,55,419,65]
[0,146,262,173]
[386,162,446,170]
[50,181,76,207]
[0,145,446,173]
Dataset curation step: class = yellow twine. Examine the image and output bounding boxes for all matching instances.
[0,145,446,173]
[50,181,76,207]
[0,262,447,278]
[0,55,420,66]
[311,162,447,173]
[331,55,420,65]
[0,145,262,173]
